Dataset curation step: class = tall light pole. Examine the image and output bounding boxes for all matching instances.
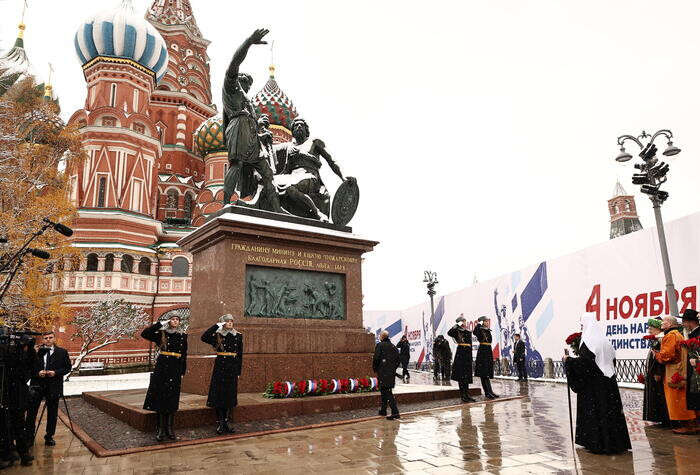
[423,270,439,341]
[615,129,681,316]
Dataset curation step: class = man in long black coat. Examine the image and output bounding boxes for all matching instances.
[373,331,400,419]
[513,334,527,381]
[681,309,700,412]
[432,335,452,381]
[396,335,411,382]
[474,316,499,399]
[201,314,243,434]
[447,316,476,402]
[25,331,72,447]
[142,315,188,442]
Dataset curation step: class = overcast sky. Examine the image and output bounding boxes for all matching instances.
[2,0,699,311]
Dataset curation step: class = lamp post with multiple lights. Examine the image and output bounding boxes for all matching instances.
[615,129,681,316]
[423,270,439,341]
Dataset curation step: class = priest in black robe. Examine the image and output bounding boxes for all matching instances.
[642,317,670,426]
[563,314,631,455]
[681,309,700,413]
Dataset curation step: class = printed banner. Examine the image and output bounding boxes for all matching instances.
[365,211,700,363]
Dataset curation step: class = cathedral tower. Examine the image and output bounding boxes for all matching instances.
[609,181,643,239]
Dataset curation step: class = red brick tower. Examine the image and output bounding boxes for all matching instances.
[609,180,643,239]
[57,1,212,369]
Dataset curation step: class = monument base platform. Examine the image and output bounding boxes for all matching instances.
[82,383,480,432]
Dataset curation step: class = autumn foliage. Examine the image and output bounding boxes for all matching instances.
[0,78,85,330]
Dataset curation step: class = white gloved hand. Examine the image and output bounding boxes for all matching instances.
[217,322,225,328]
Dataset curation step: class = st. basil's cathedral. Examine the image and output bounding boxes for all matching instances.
[1,0,299,369]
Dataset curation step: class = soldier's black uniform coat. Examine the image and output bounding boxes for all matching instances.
[447,325,473,383]
[473,323,494,378]
[142,323,188,413]
[201,325,243,409]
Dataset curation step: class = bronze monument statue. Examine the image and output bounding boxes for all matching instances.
[221,29,359,227]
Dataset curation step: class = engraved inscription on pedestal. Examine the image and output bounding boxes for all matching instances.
[244,265,346,320]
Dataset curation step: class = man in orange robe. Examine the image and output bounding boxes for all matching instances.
[655,316,699,434]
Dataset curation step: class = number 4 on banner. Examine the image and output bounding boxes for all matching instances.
[586,284,601,320]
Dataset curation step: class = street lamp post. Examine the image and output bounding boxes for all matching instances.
[614,129,681,316]
[423,270,439,341]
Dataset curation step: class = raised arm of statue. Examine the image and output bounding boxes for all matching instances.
[223,28,270,93]
[315,140,345,180]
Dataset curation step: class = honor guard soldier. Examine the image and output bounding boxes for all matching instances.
[201,314,243,434]
[447,315,476,402]
[141,314,188,442]
[474,316,499,399]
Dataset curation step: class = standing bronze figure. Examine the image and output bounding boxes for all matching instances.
[201,314,243,435]
[448,316,475,402]
[222,28,283,213]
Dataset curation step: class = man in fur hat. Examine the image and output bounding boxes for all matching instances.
[201,314,243,434]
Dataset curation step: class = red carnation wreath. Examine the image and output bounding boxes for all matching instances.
[565,332,582,356]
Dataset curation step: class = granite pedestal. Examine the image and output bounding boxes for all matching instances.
[177,209,380,394]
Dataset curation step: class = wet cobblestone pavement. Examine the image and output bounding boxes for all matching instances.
[9,374,700,474]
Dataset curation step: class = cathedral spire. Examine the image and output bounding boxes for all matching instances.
[146,0,202,39]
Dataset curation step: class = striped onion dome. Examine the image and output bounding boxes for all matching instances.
[194,114,226,157]
[252,65,298,131]
[74,2,169,83]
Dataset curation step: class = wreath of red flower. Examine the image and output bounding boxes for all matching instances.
[637,373,645,384]
[642,335,657,341]
[681,337,700,349]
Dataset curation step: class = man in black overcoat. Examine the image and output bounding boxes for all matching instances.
[681,309,700,412]
[447,316,476,402]
[201,314,243,434]
[432,335,451,381]
[513,334,527,381]
[474,316,499,399]
[396,335,411,382]
[25,331,72,447]
[373,331,400,419]
[142,315,188,442]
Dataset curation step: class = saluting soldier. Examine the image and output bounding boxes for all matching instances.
[447,315,476,402]
[474,316,499,399]
[141,314,188,442]
[201,314,243,434]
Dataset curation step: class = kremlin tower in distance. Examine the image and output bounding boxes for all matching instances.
[608,180,643,240]
[46,0,300,370]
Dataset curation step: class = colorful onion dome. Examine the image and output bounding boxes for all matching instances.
[74,2,169,83]
[252,65,298,131]
[194,114,226,157]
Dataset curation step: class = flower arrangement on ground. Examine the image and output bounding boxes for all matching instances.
[264,377,378,399]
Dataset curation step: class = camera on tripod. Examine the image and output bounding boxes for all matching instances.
[0,326,40,362]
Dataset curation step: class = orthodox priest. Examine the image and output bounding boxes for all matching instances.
[681,309,700,413]
[642,317,670,426]
[201,314,243,435]
[142,314,188,442]
[563,314,631,454]
[447,316,476,402]
[655,315,698,434]
[474,316,499,399]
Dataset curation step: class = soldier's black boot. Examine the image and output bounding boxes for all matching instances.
[215,408,226,435]
[166,413,177,440]
[222,418,235,434]
[462,383,476,403]
[155,413,167,442]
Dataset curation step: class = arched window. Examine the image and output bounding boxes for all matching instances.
[138,257,151,275]
[625,200,631,212]
[104,254,115,272]
[184,193,194,222]
[171,257,189,277]
[86,253,99,272]
[121,254,134,273]
[97,176,107,208]
[166,189,179,209]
